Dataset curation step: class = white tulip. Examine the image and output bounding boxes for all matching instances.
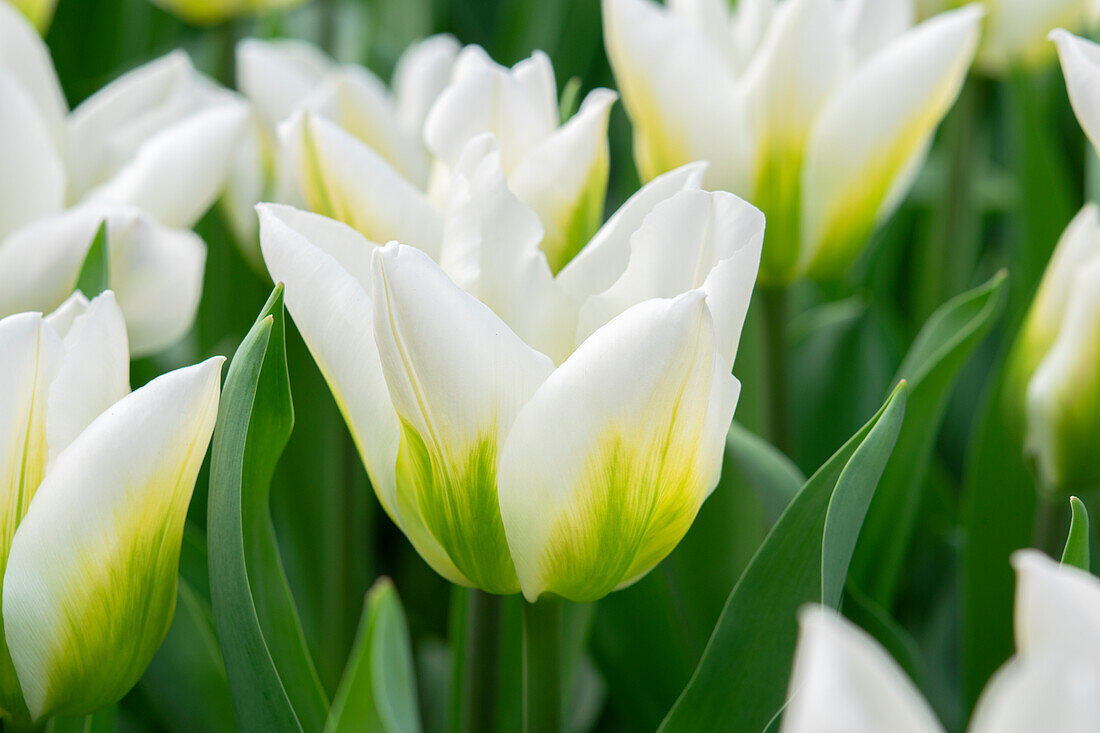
[0,295,222,720]
[2,0,55,32]
[603,0,982,283]
[0,4,247,355]
[258,144,761,601]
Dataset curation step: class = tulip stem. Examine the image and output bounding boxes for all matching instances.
[1032,491,1068,558]
[459,589,502,733]
[522,596,562,733]
[761,286,792,455]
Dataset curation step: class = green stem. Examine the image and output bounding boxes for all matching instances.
[217,19,239,87]
[522,597,562,733]
[459,590,502,733]
[760,286,791,455]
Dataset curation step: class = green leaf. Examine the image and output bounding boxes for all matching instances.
[44,705,116,733]
[659,383,907,732]
[850,271,1007,606]
[75,221,109,299]
[559,76,582,123]
[1061,496,1090,571]
[208,285,329,732]
[324,578,422,733]
[725,422,804,525]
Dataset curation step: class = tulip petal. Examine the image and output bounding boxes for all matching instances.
[979,0,1086,74]
[839,0,914,60]
[423,46,558,174]
[1052,30,1100,158]
[510,89,616,274]
[256,205,466,585]
[45,292,129,464]
[577,189,763,367]
[0,1,66,149]
[602,0,750,193]
[555,162,706,301]
[0,313,62,718]
[278,112,442,257]
[86,101,249,229]
[781,607,944,733]
[442,135,578,364]
[236,38,331,129]
[800,5,981,279]
[0,69,64,240]
[393,34,460,133]
[2,357,222,720]
[0,205,206,357]
[1011,549,1100,659]
[372,244,555,594]
[498,292,737,602]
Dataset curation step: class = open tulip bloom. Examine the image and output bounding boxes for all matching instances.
[0,292,222,722]
[602,0,982,284]
[782,551,1100,732]
[259,131,760,602]
[0,1,248,355]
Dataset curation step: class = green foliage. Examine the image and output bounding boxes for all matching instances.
[75,222,109,299]
[1061,497,1090,571]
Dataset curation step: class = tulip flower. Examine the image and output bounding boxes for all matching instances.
[1053,29,1100,158]
[146,0,308,25]
[259,136,761,601]
[783,551,1100,732]
[0,3,248,355]
[275,43,616,275]
[224,33,459,262]
[0,293,222,721]
[603,0,982,283]
[4,0,54,32]
[919,0,1090,74]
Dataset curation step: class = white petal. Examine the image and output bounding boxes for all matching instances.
[393,34,460,133]
[423,46,559,174]
[781,607,944,733]
[666,0,741,69]
[43,292,89,337]
[969,654,1100,733]
[441,136,578,364]
[839,0,914,61]
[1052,30,1100,158]
[277,112,442,257]
[0,205,206,357]
[256,205,464,584]
[3,357,222,719]
[577,189,763,367]
[555,162,707,301]
[510,88,617,274]
[85,101,250,228]
[498,292,737,602]
[0,69,64,240]
[371,243,554,593]
[236,37,331,129]
[301,66,429,187]
[602,0,751,192]
[799,4,982,279]
[45,291,129,465]
[0,0,66,150]
[979,0,1088,74]
[219,113,268,261]
[1011,549,1100,660]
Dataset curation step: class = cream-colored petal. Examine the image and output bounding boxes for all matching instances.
[44,291,129,465]
[0,69,64,240]
[0,1,66,149]
[781,607,944,733]
[371,243,554,593]
[602,0,750,193]
[510,89,617,274]
[236,37,332,129]
[393,34,460,133]
[277,111,442,257]
[42,292,88,338]
[978,0,1088,75]
[577,189,763,367]
[498,292,737,602]
[969,654,1100,733]
[3,357,222,719]
[1011,549,1100,659]
[839,0,914,60]
[555,162,707,301]
[85,101,250,229]
[800,4,982,280]
[1052,29,1100,158]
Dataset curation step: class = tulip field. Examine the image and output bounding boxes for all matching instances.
[3,0,1100,730]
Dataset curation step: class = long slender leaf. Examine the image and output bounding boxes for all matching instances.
[75,221,109,299]
[850,271,1007,606]
[659,383,907,732]
[324,578,421,733]
[208,285,329,732]
[1062,497,1090,571]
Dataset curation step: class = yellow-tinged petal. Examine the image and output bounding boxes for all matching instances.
[278,111,443,258]
[781,607,945,733]
[977,0,1088,75]
[371,244,555,594]
[498,292,737,602]
[148,0,309,26]
[800,4,981,280]
[2,357,223,719]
